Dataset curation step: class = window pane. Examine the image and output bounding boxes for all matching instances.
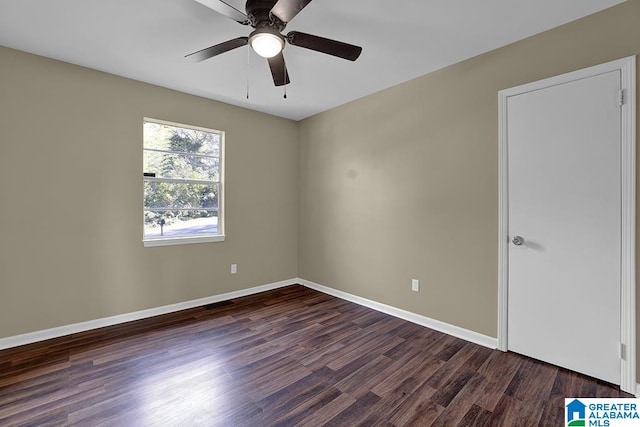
[144,210,219,238]
[144,182,219,210]
[144,151,219,181]
[143,119,223,243]
[143,122,220,156]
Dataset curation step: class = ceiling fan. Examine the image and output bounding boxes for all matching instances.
[186,0,363,86]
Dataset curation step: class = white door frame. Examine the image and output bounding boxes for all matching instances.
[497,56,636,394]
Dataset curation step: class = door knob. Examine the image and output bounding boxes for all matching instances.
[512,236,524,246]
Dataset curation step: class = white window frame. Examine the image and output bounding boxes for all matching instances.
[142,118,225,247]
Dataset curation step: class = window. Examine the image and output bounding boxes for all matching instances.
[143,118,224,247]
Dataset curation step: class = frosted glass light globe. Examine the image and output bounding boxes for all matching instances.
[250,32,284,58]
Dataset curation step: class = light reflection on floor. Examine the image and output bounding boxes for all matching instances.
[135,358,231,425]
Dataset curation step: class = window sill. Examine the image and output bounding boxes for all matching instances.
[143,235,226,247]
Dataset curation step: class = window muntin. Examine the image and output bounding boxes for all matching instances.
[143,119,223,245]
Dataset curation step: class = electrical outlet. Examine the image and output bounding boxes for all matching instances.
[231,263,237,274]
[411,279,420,292]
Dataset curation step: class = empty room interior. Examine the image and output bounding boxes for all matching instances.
[1,0,639,425]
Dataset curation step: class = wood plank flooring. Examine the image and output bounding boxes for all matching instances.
[0,285,632,426]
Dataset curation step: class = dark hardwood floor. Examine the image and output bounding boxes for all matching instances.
[0,285,631,426]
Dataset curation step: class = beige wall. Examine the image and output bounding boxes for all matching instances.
[298,0,640,366]
[0,46,298,338]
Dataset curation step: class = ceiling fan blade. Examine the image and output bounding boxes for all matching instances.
[267,52,290,86]
[270,0,312,23]
[194,0,249,24]
[185,37,248,62]
[286,31,362,61]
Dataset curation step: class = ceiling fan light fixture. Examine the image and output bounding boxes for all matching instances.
[187,0,363,87]
[249,30,284,58]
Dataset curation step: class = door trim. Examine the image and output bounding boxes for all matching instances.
[497,56,636,394]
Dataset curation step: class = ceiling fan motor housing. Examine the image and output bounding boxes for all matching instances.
[246,0,285,30]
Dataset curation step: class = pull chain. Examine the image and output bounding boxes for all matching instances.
[246,46,250,99]
[283,63,287,99]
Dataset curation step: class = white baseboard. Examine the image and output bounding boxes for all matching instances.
[0,278,298,351]
[298,278,498,349]
[0,277,498,352]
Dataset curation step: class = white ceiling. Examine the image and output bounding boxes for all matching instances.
[0,0,626,120]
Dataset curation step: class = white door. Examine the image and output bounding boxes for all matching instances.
[506,70,622,384]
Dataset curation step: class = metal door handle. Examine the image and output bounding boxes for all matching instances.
[512,236,524,246]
